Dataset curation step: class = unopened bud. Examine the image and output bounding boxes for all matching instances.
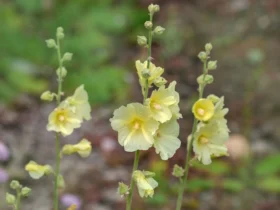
[172,164,184,178]
[21,187,31,197]
[153,77,167,87]
[198,51,208,62]
[197,74,214,85]
[45,39,56,48]
[10,180,21,190]
[56,27,64,39]
[6,193,15,205]
[56,67,67,78]
[208,60,217,70]
[118,182,129,197]
[205,43,213,54]
[207,94,220,104]
[57,174,65,189]
[40,91,54,101]
[137,36,147,47]
[141,69,151,79]
[144,21,153,29]
[62,52,73,62]
[148,4,160,14]
[154,26,165,35]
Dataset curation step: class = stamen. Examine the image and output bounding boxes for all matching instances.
[59,115,65,122]
[197,108,205,116]
[153,103,161,110]
[199,136,209,144]
[134,122,140,130]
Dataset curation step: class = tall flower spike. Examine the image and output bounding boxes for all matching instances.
[110,103,159,152]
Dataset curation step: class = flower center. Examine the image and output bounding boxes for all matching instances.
[133,122,140,130]
[199,136,209,144]
[152,103,161,110]
[197,108,205,116]
[59,115,65,122]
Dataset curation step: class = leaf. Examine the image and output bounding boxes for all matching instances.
[257,177,280,193]
[255,154,280,176]
[223,179,244,192]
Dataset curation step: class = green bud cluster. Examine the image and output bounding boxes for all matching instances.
[6,180,32,208]
[172,164,184,178]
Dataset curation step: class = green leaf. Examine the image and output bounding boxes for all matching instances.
[255,154,280,176]
[223,179,244,192]
[257,177,280,193]
[192,160,230,175]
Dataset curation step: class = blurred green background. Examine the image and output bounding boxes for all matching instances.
[1,0,280,210]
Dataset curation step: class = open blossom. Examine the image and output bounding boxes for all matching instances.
[47,103,82,136]
[167,81,182,119]
[62,85,91,121]
[192,121,229,165]
[192,98,214,121]
[135,60,164,87]
[110,103,159,152]
[62,139,92,158]
[147,84,177,123]
[207,95,229,125]
[133,170,158,198]
[154,118,181,160]
[25,161,52,179]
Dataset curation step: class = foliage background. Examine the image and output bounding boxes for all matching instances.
[0,0,280,210]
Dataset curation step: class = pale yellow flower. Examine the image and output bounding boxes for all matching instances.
[47,104,82,136]
[193,121,229,165]
[167,81,182,119]
[62,139,92,158]
[133,170,158,198]
[25,161,52,179]
[192,98,214,121]
[147,85,177,123]
[154,118,181,160]
[62,85,91,121]
[110,103,159,152]
[135,60,164,87]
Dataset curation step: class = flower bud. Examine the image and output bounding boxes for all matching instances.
[45,39,57,48]
[197,74,214,85]
[154,77,167,87]
[207,94,220,104]
[62,145,75,155]
[57,174,65,189]
[62,52,73,62]
[198,51,208,62]
[137,36,147,47]
[208,60,217,70]
[154,26,165,35]
[10,180,21,190]
[6,193,15,205]
[56,67,67,78]
[205,43,213,54]
[56,27,64,39]
[144,21,153,29]
[40,91,54,101]
[117,182,129,197]
[141,69,151,79]
[21,187,31,197]
[172,164,184,178]
[148,4,160,14]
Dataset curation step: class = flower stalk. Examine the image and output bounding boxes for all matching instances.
[175,54,209,210]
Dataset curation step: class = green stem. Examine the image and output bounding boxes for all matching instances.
[126,150,140,210]
[126,14,154,209]
[53,36,63,210]
[175,61,208,210]
[15,190,21,210]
